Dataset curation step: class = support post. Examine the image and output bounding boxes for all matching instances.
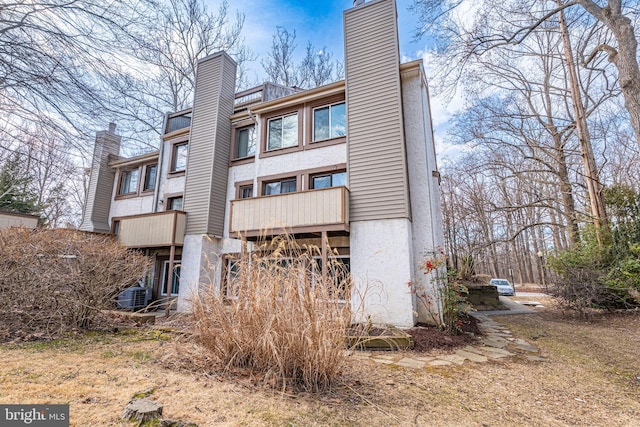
[321,231,328,284]
[165,244,175,317]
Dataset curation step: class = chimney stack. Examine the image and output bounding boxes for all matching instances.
[79,124,121,233]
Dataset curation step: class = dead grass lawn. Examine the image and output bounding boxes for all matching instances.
[1,301,639,426]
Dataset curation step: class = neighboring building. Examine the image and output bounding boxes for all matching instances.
[79,0,444,327]
[0,210,39,229]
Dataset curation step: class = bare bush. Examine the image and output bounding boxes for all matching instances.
[0,228,149,333]
[191,235,351,392]
[472,274,491,284]
[548,268,605,317]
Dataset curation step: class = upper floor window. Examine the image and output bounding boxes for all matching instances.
[167,195,183,211]
[171,143,188,172]
[143,164,157,191]
[119,169,139,195]
[234,126,256,159]
[264,178,296,196]
[311,171,347,189]
[267,113,298,150]
[239,184,253,199]
[313,102,346,142]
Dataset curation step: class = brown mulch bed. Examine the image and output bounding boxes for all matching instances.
[408,314,482,352]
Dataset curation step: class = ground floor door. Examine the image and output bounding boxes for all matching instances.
[152,256,181,302]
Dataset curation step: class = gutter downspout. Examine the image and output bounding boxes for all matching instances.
[153,113,169,212]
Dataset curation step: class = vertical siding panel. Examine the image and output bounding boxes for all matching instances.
[321,190,328,224]
[304,192,312,226]
[344,0,410,221]
[328,190,336,223]
[229,188,348,234]
[80,127,121,233]
[183,52,236,236]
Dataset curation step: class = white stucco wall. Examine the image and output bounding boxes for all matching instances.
[256,144,347,186]
[401,66,443,323]
[350,218,416,328]
[178,234,221,312]
[157,137,187,204]
[109,194,154,220]
[108,135,187,224]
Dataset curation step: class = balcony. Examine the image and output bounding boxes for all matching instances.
[164,110,192,135]
[230,186,349,238]
[115,211,186,248]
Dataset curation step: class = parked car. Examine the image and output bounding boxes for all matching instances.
[490,278,516,296]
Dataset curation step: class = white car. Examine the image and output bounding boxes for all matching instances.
[490,278,516,296]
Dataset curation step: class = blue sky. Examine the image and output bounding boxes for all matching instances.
[208,0,464,160]
[222,0,426,82]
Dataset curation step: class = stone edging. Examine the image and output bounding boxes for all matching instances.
[349,313,544,369]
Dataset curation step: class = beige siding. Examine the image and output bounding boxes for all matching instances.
[117,211,185,248]
[0,212,38,229]
[79,126,121,232]
[344,0,410,221]
[175,213,186,245]
[183,52,237,236]
[230,187,349,236]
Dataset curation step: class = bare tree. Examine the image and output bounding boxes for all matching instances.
[557,5,609,244]
[262,27,300,87]
[103,0,252,152]
[300,43,343,88]
[412,0,640,151]
[262,27,343,89]
[0,0,155,154]
[2,0,254,220]
[137,0,250,111]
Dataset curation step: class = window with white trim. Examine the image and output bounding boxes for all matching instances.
[313,102,346,141]
[239,184,253,199]
[161,260,180,296]
[224,258,241,299]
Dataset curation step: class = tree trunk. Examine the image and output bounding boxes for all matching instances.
[577,0,640,152]
[559,5,609,245]
[121,399,163,423]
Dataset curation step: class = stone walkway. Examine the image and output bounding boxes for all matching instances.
[350,306,544,369]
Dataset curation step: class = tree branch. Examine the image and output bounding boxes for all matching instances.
[583,43,618,65]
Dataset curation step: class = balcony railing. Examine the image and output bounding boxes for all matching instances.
[115,211,186,248]
[229,186,349,238]
[164,110,192,134]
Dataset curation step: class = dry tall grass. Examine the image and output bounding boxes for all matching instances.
[191,235,351,392]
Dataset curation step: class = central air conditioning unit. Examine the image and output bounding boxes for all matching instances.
[117,286,148,310]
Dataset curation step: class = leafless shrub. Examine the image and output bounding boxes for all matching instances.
[191,235,351,392]
[472,274,491,284]
[0,228,149,333]
[548,268,606,318]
